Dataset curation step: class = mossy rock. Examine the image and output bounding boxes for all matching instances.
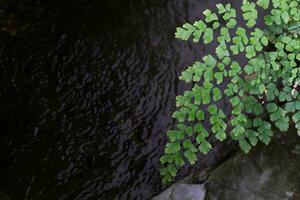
[205,130,300,200]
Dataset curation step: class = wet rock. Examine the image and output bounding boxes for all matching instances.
[179,167,212,184]
[152,183,206,200]
[206,130,300,200]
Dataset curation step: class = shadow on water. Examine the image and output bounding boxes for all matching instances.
[0,0,254,199]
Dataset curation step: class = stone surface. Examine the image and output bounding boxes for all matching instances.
[152,183,206,200]
[205,130,300,200]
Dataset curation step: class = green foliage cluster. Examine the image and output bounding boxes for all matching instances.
[161,0,300,184]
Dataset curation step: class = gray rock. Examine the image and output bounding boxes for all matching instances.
[152,183,206,200]
[206,130,300,200]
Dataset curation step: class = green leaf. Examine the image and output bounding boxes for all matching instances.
[261,36,268,46]
[216,43,230,59]
[192,30,202,43]
[285,102,296,113]
[266,103,278,113]
[236,27,246,36]
[223,57,231,65]
[216,3,226,14]
[246,19,256,28]
[237,114,248,123]
[272,0,280,7]
[204,69,213,82]
[253,118,263,127]
[231,124,245,138]
[183,23,196,31]
[176,96,186,107]
[208,105,217,115]
[246,45,256,59]
[281,11,290,24]
[279,91,292,102]
[270,109,282,122]
[296,122,300,130]
[246,130,259,146]
[242,0,257,27]
[213,22,220,29]
[162,173,172,185]
[213,88,222,101]
[175,27,192,40]
[204,28,213,44]
[185,126,193,137]
[160,167,169,176]
[230,61,241,73]
[244,64,253,74]
[210,115,219,124]
[239,138,251,153]
[183,139,193,149]
[242,0,254,11]
[220,27,231,42]
[196,129,209,143]
[216,129,226,141]
[199,140,212,155]
[223,8,236,20]
[194,93,201,105]
[202,89,211,104]
[203,9,218,23]
[203,81,213,90]
[257,0,269,9]
[194,20,207,32]
[282,36,292,44]
[179,71,193,83]
[165,142,180,154]
[275,117,289,132]
[184,150,197,164]
[177,123,186,130]
[257,122,272,145]
[253,103,263,115]
[232,105,242,115]
[167,130,184,142]
[292,112,300,123]
[226,18,236,29]
[172,111,185,122]
[174,153,185,167]
[268,52,278,61]
[264,15,273,25]
[196,110,205,121]
[230,44,239,55]
[203,55,217,67]
[255,43,263,51]
[194,123,204,133]
[260,133,271,145]
[271,61,280,70]
[160,155,173,164]
[230,96,240,107]
[187,109,196,121]
[219,109,226,118]
[296,101,300,110]
[214,72,223,84]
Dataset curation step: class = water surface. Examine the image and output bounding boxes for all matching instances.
[0,0,239,199]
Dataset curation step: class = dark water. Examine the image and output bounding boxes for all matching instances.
[0,0,243,199]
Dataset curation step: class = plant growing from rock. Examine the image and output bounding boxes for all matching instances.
[160,0,300,184]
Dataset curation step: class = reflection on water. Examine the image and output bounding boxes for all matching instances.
[0,0,237,199]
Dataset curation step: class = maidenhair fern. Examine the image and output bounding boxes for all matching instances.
[161,0,300,184]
